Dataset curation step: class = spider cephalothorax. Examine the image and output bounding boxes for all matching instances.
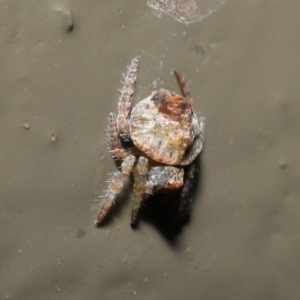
[96,57,205,226]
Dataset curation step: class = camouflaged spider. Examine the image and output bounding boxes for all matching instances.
[96,57,205,226]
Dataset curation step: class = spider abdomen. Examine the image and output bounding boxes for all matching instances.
[129,89,198,165]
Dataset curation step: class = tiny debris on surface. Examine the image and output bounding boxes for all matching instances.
[55,7,74,32]
[147,0,227,24]
[50,133,57,142]
[21,123,30,130]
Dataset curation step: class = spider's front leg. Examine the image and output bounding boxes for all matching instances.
[96,155,136,225]
[96,113,136,225]
[173,70,191,102]
[107,112,127,160]
[117,56,139,139]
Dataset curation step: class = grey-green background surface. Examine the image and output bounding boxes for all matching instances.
[1,1,300,299]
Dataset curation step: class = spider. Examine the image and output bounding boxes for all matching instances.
[96,57,205,226]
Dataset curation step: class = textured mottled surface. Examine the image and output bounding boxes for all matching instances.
[147,0,226,24]
[130,89,202,165]
[1,1,300,299]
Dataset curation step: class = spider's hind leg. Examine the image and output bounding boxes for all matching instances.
[131,164,185,226]
[149,166,184,192]
[131,157,150,226]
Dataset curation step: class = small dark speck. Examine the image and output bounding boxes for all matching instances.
[67,23,74,32]
[157,139,162,148]
[192,45,205,56]
[76,228,87,238]
[278,159,288,169]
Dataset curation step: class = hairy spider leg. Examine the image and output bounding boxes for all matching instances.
[173,70,192,102]
[96,155,136,225]
[96,172,127,225]
[131,165,185,225]
[180,116,205,166]
[117,56,140,139]
[97,57,140,225]
[148,166,184,192]
[131,157,149,225]
[107,112,127,160]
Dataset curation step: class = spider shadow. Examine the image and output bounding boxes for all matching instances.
[135,155,203,247]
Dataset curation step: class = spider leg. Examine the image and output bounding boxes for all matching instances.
[131,165,185,225]
[107,112,127,160]
[148,165,197,223]
[96,172,127,225]
[96,155,136,225]
[180,116,205,166]
[173,70,191,102]
[131,156,149,225]
[117,56,140,139]
[148,166,184,192]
